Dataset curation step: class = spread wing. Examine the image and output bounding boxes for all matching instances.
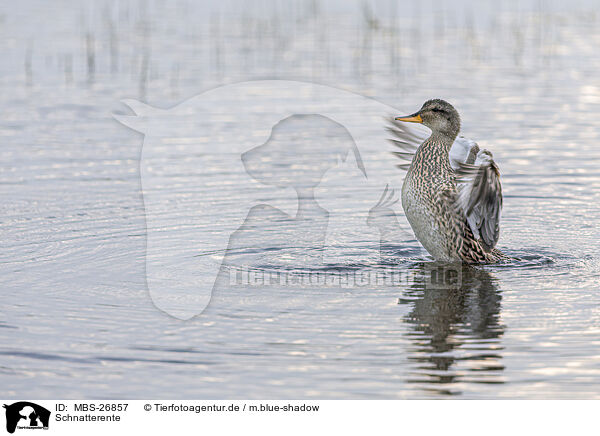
[455,150,503,251]
[385,117,428,170]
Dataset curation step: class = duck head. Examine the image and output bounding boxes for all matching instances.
[395,99,461,139]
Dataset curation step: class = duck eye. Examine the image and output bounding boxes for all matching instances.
[430,108,443,113]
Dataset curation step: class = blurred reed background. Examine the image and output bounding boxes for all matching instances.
[2,0,599,103]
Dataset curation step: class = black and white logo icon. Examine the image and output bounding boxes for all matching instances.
[3,402,50,434]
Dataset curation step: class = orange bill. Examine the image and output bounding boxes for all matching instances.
[395,113,423,123]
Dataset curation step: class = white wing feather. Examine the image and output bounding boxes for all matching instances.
[455,150,502,250]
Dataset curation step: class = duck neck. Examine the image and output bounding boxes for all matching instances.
[430,130,457,151]
[422,130,456,158]
[413,130,456,174]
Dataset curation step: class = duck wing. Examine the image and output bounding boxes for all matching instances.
[454,149,503,251]
[386,117,428,170]
[449,136,480,169]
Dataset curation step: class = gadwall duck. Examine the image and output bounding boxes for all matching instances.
[389,99,505,263]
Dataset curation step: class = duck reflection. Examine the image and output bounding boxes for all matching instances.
[398,264,505,396]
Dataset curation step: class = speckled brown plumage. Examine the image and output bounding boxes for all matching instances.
[394,99,505,264]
